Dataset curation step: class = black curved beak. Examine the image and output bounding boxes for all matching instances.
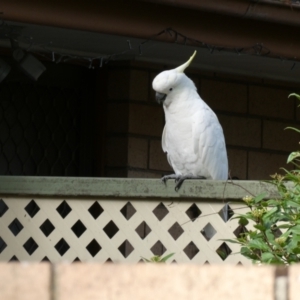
[156,92,167,104]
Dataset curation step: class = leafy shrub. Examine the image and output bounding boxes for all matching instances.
[226,93,300,265]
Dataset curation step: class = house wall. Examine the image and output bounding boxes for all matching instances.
[104,60,300,180]
[1,55,299,180]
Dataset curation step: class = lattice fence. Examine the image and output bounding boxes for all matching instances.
[0,197,251,264]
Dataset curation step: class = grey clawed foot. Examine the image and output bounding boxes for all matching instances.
[161,174,178,185]
[161,174,206,191]
[175,177,185,192]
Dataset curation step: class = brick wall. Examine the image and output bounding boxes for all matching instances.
[103,61,300,180]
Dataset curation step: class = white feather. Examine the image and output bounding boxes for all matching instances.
[152,55,228,180]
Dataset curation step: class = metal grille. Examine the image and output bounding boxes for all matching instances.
[0,197,251,264]
[0,82,80,175]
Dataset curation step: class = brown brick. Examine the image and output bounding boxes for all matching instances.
[215,72,263,84]
[106,103,129,133]
[149,139,172,172]
[249,86,293,119]
[201,80,247,113]
[128,137,148,169]
[150,71,162,103]
[248,151,289,180]
[227,148,247,180]
[127,170,162,178]
[55,264,275,300]
[186,68,215,78]
[129,103,164,137]
[129,70,149,101]
[263,78,300,89]
[263,120,300,152]
[105,168,128,177]
[0,263,50,300]
[105,137,128,167]
[107,70,130,100]
[219,115,261,148]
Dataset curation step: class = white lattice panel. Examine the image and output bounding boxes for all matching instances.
[0,197,251,264]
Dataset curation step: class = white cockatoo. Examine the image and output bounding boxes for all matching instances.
[152,51,228,190]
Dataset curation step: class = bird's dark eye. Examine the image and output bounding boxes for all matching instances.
[169,88,173,91]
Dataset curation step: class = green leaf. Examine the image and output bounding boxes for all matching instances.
[248,239,270,251]
[291,225,300,234]
[141,257,151,262]
[287,239,298,252]
[261,252,275,263]
[284,127,300,134]
[160,253,175,262]
[248,230,263,239]
[266,229,275,241]
[240,247,259,260]
[239,217,249,226]
[286,201,300,208]
[231,213,256,222]
[292,248,300,254]
[287,254,300,264]
[267,200,281,206]
[253,193,266,203]
[281,168,299,180]
[277,224,292,229]
[254,224,266,231]
[221,239,243,245]
[262,207,278,220]
[287,152,300,164]
[151,256,161,262]
[288,93,300,100]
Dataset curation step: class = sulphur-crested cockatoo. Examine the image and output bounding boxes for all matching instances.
[152,51,228,190]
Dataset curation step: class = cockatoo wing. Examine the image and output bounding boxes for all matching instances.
[193,105,228,180]
[162,125,167,153]
[161,125,174,168]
